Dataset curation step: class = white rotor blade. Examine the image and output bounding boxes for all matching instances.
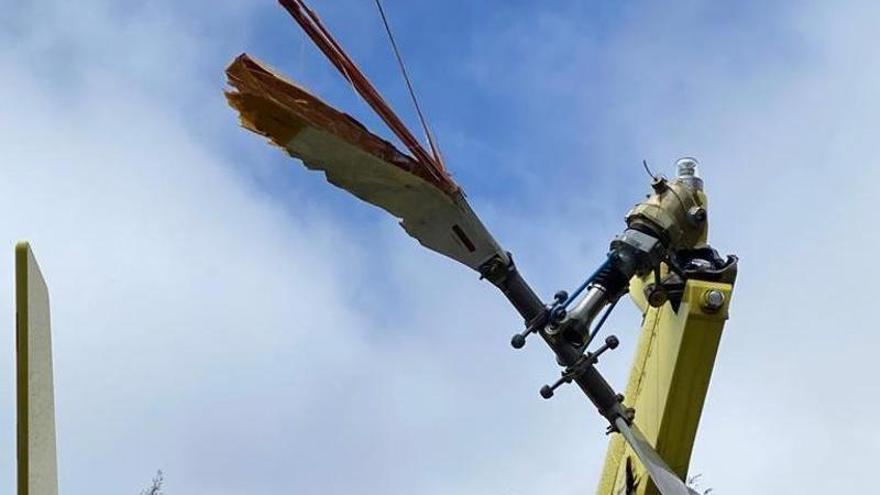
[225,54,509,272]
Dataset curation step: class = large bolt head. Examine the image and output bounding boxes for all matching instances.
[550,306,567,323]
[702,289,725,312]
[688,206,707,223]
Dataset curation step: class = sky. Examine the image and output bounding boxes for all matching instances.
[1,0,879,493]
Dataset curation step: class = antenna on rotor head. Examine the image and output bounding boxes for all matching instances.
[642,159,658,181]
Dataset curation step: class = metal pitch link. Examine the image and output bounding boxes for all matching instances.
[510,290,568,349]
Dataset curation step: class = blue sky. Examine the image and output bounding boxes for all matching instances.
[1,1,879,493]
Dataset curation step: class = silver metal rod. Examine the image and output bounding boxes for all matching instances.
[547,285,608,338]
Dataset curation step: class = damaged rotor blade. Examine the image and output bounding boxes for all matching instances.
[225,54,509,271]
[614,418,699,495]
[278,0,446,173]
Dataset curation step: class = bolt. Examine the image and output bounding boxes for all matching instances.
[644,283,668,308]
[688,206,707,223]
[550,306,567,323]
[702,289,725,312]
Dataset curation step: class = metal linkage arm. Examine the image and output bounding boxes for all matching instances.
[482,254,697,495]
[478,160,716,495]
[479,255,631,426]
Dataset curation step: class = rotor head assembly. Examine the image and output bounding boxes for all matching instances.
[625,157,709,252]
[227,7,731,490]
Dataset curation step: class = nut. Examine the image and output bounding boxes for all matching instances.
[702,289,725,312]
[644,283,669,308]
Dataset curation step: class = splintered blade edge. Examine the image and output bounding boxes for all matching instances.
[223,54,508,272]
[224,53,458,196]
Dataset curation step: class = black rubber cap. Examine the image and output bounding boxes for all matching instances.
[511,333,526,349]
[605,335,620,349]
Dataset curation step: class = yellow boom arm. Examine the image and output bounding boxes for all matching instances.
[597,271,735,494]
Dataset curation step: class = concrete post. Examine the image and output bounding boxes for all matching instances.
[15,242,59,495]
